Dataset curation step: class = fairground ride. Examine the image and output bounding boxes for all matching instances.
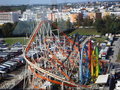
[24,20,109,89]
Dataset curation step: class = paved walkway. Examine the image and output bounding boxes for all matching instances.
[0,66,28,89]
[110,37,120,63]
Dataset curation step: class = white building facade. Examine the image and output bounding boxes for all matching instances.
[0,11,20,25]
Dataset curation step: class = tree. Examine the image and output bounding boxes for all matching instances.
[94,15,120,35]
[94,19,106,34]
[82,17,93,26]
[0,5,27,13]
[111,19,120,34]
[66,18,72,30]
[2,23,14,37]
[57,19,67,32]
[75,15,94,27]
[51,19,58,29]
[75,14,83,27]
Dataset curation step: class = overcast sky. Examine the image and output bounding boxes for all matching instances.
[0,0,117,5]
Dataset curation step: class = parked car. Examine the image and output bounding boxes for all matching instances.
[10,48,23,56]
[0,52,10,61]
[3,61,17,70]
[3,51,16,59]
[0,71,6,81]
[0,57,3,62]
[0,67,7,74]
[0,40,5,44]
[2,63,14,72]
[12,42,23,47]
[11,57,26,66]
[5,61,18,67]
[0,65,9,72]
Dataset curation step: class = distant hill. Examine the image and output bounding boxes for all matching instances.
[0,5,27,13]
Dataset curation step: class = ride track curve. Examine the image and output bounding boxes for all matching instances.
[23,20,101,89]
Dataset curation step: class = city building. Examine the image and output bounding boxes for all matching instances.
[102,12,111,17]
[19,9,35,21]
[0,11,20,25]
[88,12,102,20]
[69,13,83,23]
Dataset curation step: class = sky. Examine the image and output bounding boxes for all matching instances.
[0,0,117,5]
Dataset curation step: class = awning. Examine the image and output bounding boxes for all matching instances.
[95,74,109,84]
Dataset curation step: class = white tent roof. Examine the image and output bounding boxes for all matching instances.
[95,74,109,84]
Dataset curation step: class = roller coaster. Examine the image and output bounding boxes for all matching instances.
[24,21,109,89]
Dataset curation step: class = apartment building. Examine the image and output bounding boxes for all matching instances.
[0,11,20,25]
